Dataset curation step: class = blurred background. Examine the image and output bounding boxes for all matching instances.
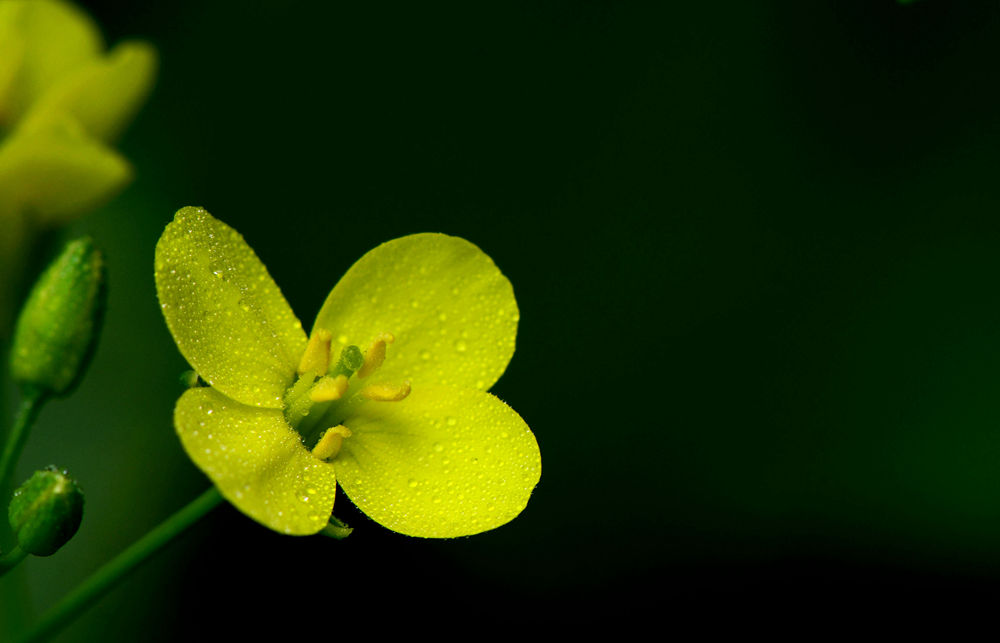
[6,0,1000,637]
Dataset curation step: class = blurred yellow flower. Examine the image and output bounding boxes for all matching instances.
[155,207,541,538]
[0,0,156,326]
[0,0,156,224]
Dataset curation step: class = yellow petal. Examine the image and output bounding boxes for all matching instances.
[336,385,540,538]
[0,12,27,125]
[0,0,102,125]
[175,387,337,536]
[23,40,157,142]
[313,234,518,391]
[0,113,131,225]
[155,207,307,408]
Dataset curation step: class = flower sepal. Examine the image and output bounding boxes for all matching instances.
[320,516,353,540]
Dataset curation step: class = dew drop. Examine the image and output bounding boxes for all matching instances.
[454,340,467,352]
[420,350,431,360]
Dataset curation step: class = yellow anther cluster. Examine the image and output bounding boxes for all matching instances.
[357,332,395,379]
[312,425,352,461]
[289,329,411,462]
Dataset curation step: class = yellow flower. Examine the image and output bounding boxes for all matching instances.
[154,207,541,537]
[0,0,157,227]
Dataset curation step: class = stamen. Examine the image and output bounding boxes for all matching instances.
[310,375,349,402]
[360,381,411,402]
[312,425,352,461]
[357,332,395,379]
[284,372,318,426]
[297,328,332,375]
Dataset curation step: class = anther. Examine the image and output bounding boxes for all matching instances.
[297,328,332,375]
[360,381,411,402]
[357,332,395,379]
[312,425,352,461]
[309,375,349,402]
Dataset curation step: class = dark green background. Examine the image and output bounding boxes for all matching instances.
[9,0,1000,636]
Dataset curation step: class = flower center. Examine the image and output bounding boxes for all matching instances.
[283,329,411,461]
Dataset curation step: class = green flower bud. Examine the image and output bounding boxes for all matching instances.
[8,466,84,556]
[10,237,106,396]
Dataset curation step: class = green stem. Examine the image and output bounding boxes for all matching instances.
[18,487,224,643]
[0,545,28,577]
[0,387,47,495]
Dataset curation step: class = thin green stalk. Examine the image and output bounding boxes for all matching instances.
[0,545,27,577]
[18,487,224,643]
[0,387,47,494]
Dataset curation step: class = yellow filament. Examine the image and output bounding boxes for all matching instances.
[360,381,411,402]
[312,425,352,461]
[310,374,349,402]
[357,332,395,379]
[298,328,332,375]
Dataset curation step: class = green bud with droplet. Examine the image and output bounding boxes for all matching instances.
[10,237,106,396]
[8,466,84,556]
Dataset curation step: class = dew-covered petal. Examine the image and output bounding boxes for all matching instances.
[175,387,337,536]
[313,234,518,392]
[23,40,157,142]
[0,0,102,126]
[0,113,130,225]
[336,385,540,538]
[156,207,307,408]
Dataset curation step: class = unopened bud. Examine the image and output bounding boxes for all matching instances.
[10,237,106,395]
[8,466,85,556]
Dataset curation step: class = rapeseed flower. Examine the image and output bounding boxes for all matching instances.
[0,0,156,328]
[0,0,156,224]
[155,207,540,537]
